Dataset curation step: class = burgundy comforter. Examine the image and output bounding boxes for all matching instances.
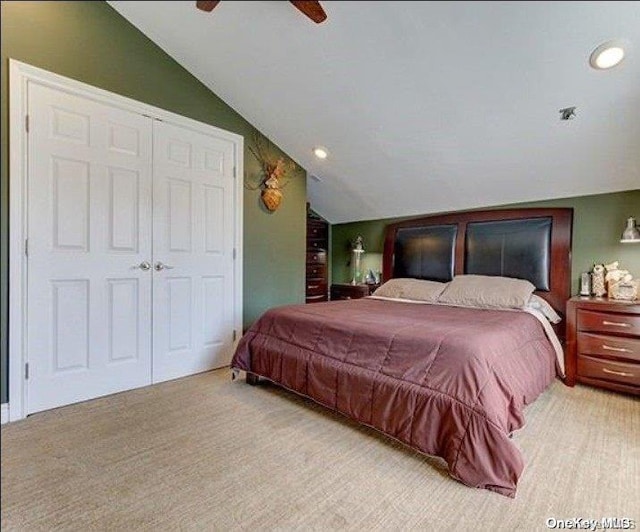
[231,298,557,497]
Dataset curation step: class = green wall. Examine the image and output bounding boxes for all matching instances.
[332,190,640,293]
[0,1,307,404]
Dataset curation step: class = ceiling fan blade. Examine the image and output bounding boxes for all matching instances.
[196,1,220,12]
[290,1,327,24]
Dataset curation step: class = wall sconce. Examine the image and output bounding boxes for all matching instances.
[620,216,640,243]
[350,236,365,285]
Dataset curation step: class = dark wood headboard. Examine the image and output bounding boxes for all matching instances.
[383,208,573,340]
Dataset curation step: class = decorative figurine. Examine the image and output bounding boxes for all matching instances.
[591,264,606,297]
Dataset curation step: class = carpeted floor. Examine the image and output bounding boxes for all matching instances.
[1,369,638,531]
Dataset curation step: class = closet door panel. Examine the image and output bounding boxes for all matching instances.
[152,121,236,382]
[26,83,153,415]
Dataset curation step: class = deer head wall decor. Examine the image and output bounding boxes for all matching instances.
[245,131,296,212]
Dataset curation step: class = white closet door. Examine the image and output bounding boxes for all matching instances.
[152,120,236,383]
[27,83,153,414]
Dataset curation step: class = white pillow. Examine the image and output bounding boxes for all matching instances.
[372,278,447,302]
[526,294,562,324]
[437,275,536,310]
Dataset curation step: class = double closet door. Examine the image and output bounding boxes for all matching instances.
[26,83,237,415]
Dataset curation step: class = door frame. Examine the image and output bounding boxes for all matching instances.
[9,59,244,422]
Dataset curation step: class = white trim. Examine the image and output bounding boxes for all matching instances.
[233,141,244,352]
[9,60,29,423]
[8,59,243,421]
[10,60,244,144]
[1,404,8,425]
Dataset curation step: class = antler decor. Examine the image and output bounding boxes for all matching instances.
[246,131,296,212]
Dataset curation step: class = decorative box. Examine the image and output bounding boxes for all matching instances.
[608,280,639,301]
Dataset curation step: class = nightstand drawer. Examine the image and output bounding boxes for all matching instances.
[577,333,640,363]
[577,309,640,336]
[577,355,640,387]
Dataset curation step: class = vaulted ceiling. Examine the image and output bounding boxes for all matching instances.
[110,1,639,223]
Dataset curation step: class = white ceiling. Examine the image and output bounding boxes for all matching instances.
[110,1,640,223]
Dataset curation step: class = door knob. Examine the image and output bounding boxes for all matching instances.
[134,261,151,271]
[154,262,175,271]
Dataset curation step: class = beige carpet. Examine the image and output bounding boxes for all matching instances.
[1,369,638,531]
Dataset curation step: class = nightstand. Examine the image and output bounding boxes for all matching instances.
[566,296,640,396]
[330,283,379,301]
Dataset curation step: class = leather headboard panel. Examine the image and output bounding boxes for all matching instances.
[465,217,552,291]
[393,225,457,282]
[384,208,572,342]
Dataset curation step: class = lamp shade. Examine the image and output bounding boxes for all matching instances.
[620,217,640,243]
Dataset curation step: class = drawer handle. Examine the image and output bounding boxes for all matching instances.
[602,320,631,328]
[308,285,320,289]
[602,368,634,378]
[602,344,631,353]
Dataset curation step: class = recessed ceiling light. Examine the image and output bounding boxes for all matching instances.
[589,40,626,70]
[313,146,328,159]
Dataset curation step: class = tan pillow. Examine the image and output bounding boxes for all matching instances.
[437,275,535,309]
[372,278,447,302]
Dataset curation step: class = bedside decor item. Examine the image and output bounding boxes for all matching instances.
[361,252,383,285]
[350,236,365,285]
[580,272,592,296]
[603,261,631,285]
[591,264,606,297]
[246,131,296,212]
[608,280,639,301]
[365,269,377,284]
[620,216,640,243]
[604,260,638,301]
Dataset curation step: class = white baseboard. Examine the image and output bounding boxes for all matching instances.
[1,403,8,425]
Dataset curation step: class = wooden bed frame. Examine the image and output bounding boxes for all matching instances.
[240,207,575,496]
[382,208,573,342]
[246,206,573,388]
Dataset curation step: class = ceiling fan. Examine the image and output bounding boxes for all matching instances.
[196,1,327,24]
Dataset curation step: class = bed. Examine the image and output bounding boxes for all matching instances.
[231,208,573,497]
